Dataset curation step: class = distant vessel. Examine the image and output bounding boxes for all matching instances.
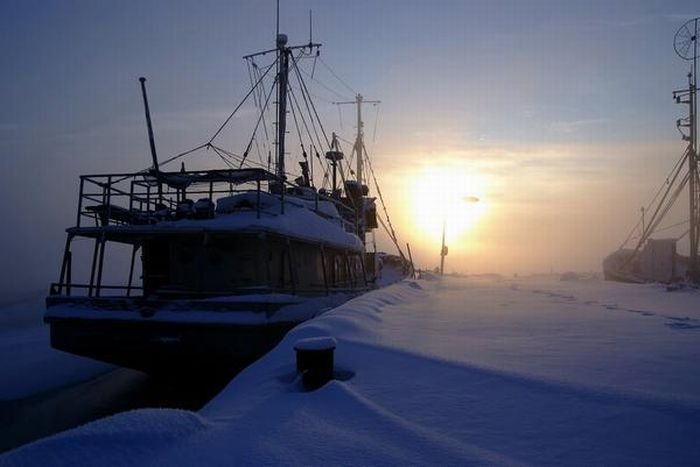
[45,26,406,375]
[604,18,698,284]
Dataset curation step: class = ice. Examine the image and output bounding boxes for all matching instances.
[0,294,111,401]
[3,276,700,465]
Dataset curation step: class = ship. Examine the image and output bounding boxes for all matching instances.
[604,17,699,284]
[44,28,406,375]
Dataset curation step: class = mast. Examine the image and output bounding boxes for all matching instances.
[688,66,698,280]
[673,18,699,280]
[335,94,380,184]
[355,94,364,184]
[691,22,698,281]
[244,32,321,186]
[276,34,289,180]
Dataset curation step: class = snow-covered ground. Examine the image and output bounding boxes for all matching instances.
[0,294,111,401]
[2,275,700,465]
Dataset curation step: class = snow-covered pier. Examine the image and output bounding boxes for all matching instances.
[2,275,700,465]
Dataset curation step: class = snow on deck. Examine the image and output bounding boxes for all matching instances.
[3,276,700,465]
[97,194,364,252]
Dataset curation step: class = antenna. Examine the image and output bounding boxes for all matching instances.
[674,17,699,62]
[309,10,313,45]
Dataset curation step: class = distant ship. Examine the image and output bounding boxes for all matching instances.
[604,18,699,284]
[45,26,407,375]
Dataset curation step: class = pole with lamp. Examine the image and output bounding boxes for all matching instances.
[440,196,479,276]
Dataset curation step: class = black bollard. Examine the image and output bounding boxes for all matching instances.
[294,337,337,390]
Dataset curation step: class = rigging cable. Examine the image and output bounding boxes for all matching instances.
[362,141,406,259]
[625,169,690,267]
[647,171,690,237]
[288,86,329,186]
[291,53,332,148]
[209,145,237,170]
[245,60,265,166]
[252,61,273,166]
[335,133,357,179]
[619,147,690,249]
[238,74,278,169]
[289,54,334,188]
[298,64,351,101]
[207,60,277,145]
[317,56,357,96]
[290,60,329,150]
[122,143,209,184]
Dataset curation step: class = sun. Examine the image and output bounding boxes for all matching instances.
[410,166,488,245]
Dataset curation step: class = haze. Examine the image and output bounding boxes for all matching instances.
[1,0,698,299]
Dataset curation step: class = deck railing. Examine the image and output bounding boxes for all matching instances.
[75,169,276,228]
[72,169,358,232]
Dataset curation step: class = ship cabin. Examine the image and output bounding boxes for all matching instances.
[47,168,371,308]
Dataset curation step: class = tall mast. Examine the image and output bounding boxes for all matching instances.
[244,29,321,184]
[355,94,363,184]
[673,17,699,280]
[688,67,698,280]
[335,94,380,184]
[276,34,289,180]
[692,20,698,281]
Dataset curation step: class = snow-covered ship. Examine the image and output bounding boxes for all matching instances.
[45,31,396,375]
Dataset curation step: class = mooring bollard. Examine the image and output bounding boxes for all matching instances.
[294,336,337,390]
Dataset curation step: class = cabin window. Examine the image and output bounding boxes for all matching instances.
[292,242,325,290]
[326,252,351,288]
[266,239,293,291]
[142,240,172,295]
[165,235,266,295]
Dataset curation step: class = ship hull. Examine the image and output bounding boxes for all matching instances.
[47,317,294,375]
[45,292,360,375]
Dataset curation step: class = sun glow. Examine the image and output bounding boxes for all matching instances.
[410,167,488,245]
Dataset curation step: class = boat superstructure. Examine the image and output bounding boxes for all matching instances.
[44,23,398,374]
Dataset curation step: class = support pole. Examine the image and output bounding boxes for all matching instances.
[95,233,107,297]
[127,244,139,297]
[139,77,162,202]
[689,66,699,280]
[58,234,73,294]
[440,217,447,276]
[320,245,329,294]
[356,94,363,184]
[276,36,289,180]
[66,251,72,296]
[88,237,100,297]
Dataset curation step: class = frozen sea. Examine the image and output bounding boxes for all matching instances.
[2,275,700,465]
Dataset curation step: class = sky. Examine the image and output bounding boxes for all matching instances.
[1,0,699,298]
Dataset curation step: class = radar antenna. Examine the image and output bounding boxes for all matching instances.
[674,17,699,61]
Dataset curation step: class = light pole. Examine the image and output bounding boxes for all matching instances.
[440,196,479,276]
